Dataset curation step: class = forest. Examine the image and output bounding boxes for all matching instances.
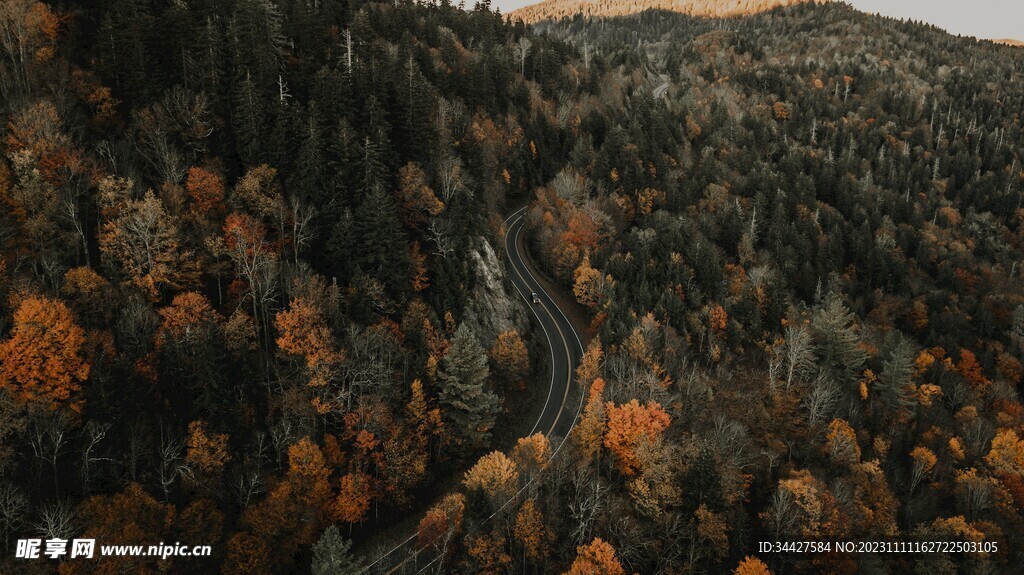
[1,0,1023,574]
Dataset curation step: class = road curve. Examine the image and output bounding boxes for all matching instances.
[361,206,585,575]
[503,206,585,439]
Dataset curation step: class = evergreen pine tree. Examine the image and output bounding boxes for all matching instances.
[329,118,361,207]
[229,0,285,90]
[326,207,356,282]
[364,95,394,177]
[684,447,725,509]
[357,136,388,202]
[876,334,916,413]
[811,292,867,385]
[439,323,499,450]
[294,107,326,206]
[312,66,351,129]
[395,54,435,162]
[233,71,263,167]
[312,526,361,575]
[355,184,408,294]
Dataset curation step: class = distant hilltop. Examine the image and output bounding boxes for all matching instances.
[509,0,827,24]
[993,38,1024,47]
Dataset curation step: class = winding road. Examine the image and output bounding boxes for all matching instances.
[360,206,585,575]
[504,206,585,440]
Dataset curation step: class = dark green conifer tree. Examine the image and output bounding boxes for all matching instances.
[439,323,499,451]
[355,184,408,294]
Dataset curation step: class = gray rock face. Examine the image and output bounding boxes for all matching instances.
[463,236,527,346]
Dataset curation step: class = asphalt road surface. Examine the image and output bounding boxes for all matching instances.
[361,206,585,575]
[503,206,585,439]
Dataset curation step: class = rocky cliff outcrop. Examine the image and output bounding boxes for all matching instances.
[463,237,528,346]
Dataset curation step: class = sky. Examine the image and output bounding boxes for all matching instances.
[845,0,1022,40]
[493,0,1024,40]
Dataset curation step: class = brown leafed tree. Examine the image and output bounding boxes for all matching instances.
[221,531,272,575]
[573,254,608,309]
[185,166,226,218]
[467,530,512,575]
[825,418,860,466]
[417,493,465,554]
[397,162,444,228]
[575,377,607,461]
[100,189,198,300]
[67,483,174,575]
[985,429,1024,477]
[243,437,332,564]
[185,419,230,487]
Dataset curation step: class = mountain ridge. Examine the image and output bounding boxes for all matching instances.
[509,0,827,24]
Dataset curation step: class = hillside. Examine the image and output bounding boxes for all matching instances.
[2,0,1024,574]
[995,38,1024,47]
[510,0,825,24]
[506,3,1024,573]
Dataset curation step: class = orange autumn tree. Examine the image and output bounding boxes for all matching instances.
[577,340,604,385]
[407,378,443,439]
[514,499,551,564]
[511,432,552,477]
[733,556,773,575]
[243,437,333,565]
[564,537,626,575]
[985,429,1024,477]
[825,418,860,466]
[573,254,610,309]
[222,532,271,575]
[576,377,607,461]
[910,446,938,494]
[574,339,606,454]
[334,472,373,526]
[379,424,428,508]
[284,437,333,516]
[275,297,342,407]
[467,531,512,575]
[155,292,224,411]
[156,292,221,350]
[490,329,529,388]
[957,349,991,393]
[0,295,89,411]
[604,399,671,475]
[100,189,198,300]
[1,1,60,78]
[5,100,77,184]
[62,266,112,322]
[410,241,430,292]
[185,420,230,487]
[417,493,465,552]
[464,451,519,502]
